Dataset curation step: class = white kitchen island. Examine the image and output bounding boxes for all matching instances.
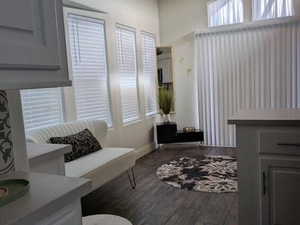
[229,109,300,225]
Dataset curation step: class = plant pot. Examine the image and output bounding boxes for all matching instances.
[162,114,171,123]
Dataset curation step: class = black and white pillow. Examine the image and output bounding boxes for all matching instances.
[49,129,102,162]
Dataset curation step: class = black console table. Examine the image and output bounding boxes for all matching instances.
[156,122,204,147]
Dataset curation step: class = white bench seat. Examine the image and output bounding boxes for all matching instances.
[27,120,137,193]
[65,148,135,189]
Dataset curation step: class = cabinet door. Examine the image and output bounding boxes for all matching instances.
[260,158,300,225]
[34,199,82,225]
[0,0,71,89]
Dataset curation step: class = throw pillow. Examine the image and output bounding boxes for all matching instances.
[49,129,102,162]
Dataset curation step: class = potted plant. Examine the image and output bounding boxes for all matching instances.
[158,88,173,123]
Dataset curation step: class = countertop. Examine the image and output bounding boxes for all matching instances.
[27,143,71,165]
[0,172,91,225]
[228,109,300,126]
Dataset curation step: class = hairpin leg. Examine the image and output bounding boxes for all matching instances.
[127,168,136,189]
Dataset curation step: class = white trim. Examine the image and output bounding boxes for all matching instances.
[196,16,300,36]
[63,0,108,14]
[140,30,156,37]
[116,23,137,32]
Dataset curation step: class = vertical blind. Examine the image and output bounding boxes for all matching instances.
[21,88,64,131]
[141,32,158,116]
[253,0,295,20]
[196,21,300,147]
[116,25,140,123]
[208,0,244,27]
[67,14,112,126]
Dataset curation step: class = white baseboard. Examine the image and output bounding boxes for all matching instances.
[135,142,155,159]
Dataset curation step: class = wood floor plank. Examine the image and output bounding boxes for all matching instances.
[82,145,238,225]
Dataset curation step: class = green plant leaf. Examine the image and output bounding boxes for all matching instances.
[158,88,173,115]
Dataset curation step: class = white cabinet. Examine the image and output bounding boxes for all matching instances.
[229,110,300,225]
[35,200,83,225]
[260,158,300,225]
[0,0,71,89]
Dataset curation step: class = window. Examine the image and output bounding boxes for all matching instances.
[208,0,244,27]
[116,25,140,123]
[253,0,295,20]
[141,32,158,116]
[67,14,112,126]
[21,88,64,131]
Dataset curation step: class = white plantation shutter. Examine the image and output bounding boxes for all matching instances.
[67,14,112,126]
[253,0,295,20]
[208,0,244,27]
[116,25,140,123]
[21,88,64,131]
[141,32,158,116]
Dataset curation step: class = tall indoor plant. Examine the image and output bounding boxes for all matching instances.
[158,88,173,123]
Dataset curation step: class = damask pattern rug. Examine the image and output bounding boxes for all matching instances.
[156,155,238,193]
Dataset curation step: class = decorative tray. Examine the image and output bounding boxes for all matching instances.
[0,179,29,207]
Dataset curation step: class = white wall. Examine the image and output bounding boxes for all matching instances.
[159,0,207,45]
[64,0,160,155]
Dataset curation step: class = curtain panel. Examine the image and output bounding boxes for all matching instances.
[196,21,300,147]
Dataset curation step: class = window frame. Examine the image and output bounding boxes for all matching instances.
[141,31,159,117]
[63,7,114,127]
[252,0,295,21]
[116,23,141,125]
[207,0,244,27]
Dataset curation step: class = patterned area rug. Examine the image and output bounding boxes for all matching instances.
[156,155,238,193]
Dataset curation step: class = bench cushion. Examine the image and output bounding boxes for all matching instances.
[65,147,136,189]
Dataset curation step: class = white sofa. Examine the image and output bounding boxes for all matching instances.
[27,120,137,192]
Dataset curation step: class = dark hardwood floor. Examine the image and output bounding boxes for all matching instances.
[82,145,238,225]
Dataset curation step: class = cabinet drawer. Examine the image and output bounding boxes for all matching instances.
[259,131,300,155]
[35,200,82,225]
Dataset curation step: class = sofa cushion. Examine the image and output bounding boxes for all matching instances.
[65,148,135,178]
[49,129,102,162]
